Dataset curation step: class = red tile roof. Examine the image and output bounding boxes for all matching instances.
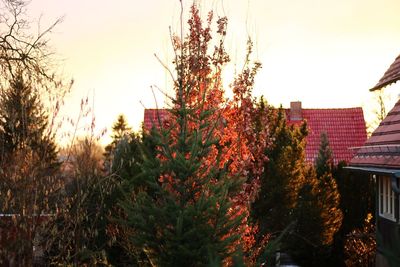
[287,108,367,164]
[143,106,367,165]
[350,100,400,169]
[143,109,169,131]
[370,53,400,91]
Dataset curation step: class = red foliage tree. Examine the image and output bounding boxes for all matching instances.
[165,4,272,264]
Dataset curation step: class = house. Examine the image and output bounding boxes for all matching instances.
[144,102,367,165]
[286,101,367,164]
[348,53,400,267]
[143,109,170,131]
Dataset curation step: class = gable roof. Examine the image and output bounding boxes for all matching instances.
[287,107,367,164]
[350,100,400,169]
[370,53,400,91]
[144,105,367,165]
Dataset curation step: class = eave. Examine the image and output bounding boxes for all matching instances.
[370,54,400,91]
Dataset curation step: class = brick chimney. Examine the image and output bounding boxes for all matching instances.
[290,101,302,121]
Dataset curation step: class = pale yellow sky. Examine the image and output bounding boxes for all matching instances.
[27,0,400,143]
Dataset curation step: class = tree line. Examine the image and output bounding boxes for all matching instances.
[0,1,375,266]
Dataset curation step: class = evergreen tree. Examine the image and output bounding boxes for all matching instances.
[104,114,132,172]
[314,132,342,246]
[111,114,132,141]
[118,6,246,265]
[252,106,344,267]
[0,72,60,265]
[0,2,68,264]
[106,132,146,266]
[290,166,323,265]
[252,105,308,235]
[315,131,333,177]
[119,106,243,265]
[111,131,142,179]
[284,131,343,267]
[288,131,343,267]
[0,73,58,170]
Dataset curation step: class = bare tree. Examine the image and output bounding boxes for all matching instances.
[0,0,62,81]
[0,1,68,265]
[367,88,392,135]
[42,137,116,265]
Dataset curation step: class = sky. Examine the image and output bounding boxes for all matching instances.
[27,0,400,144]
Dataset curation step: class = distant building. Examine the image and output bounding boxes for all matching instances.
[143,101,367,165]
[348,53,400,267]
[286,101,367,164]
[143,109,170,132]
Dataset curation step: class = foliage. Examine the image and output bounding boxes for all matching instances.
[367,88,391,135]
[41,138,116,266]
[106,130,146,266]
[220,44,272,264]
[344,213,376,267]
[111,132,142,180]
[288,131,343,267]
[0,73,61,265]
[252,108,345,267]
[333,162,375,266]
[252,105,308,235]
[104,114,132,173]
[117,4,274,265]
[314,132,343,246]
[251,104,312,266]
[315,131,333,177]
[0,1,71,264]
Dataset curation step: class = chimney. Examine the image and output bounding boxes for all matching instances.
[290,101,302,121]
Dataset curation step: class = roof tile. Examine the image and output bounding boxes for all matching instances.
[288,108,367,164]
[370,53,400,91]
[350,100,400,169]
[144,107,367,165]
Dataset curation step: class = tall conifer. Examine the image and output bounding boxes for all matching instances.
[118,6,246,265]
[104,114,132,173]
[0,73,58,170]
[253,106,308,235]
[0,72,60,265]
[314,132,342,246]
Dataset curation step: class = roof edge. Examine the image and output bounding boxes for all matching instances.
[370,80,399,92]
[345,166,400,175]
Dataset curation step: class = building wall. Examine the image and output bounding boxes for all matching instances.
[376,252,390,267]
[376,175,400,267]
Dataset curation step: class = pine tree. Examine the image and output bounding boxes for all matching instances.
[315,131,333,177]
[0,72,60,265]
[111,132,142,178]
[104,114,132,172]
[0,73,58,169]
[287,132,343,266]
[106,132,146,265]
[314,132,342,246]
[118,5,246,265]
[111,114,132,141]
[252,106,308,235]
[251,105,343,266]
[120,106,244,265]
[290,166,323,264]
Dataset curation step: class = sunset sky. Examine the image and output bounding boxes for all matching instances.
[28,0,400,143]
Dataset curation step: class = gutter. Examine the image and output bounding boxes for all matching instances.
[345,166,400,194]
